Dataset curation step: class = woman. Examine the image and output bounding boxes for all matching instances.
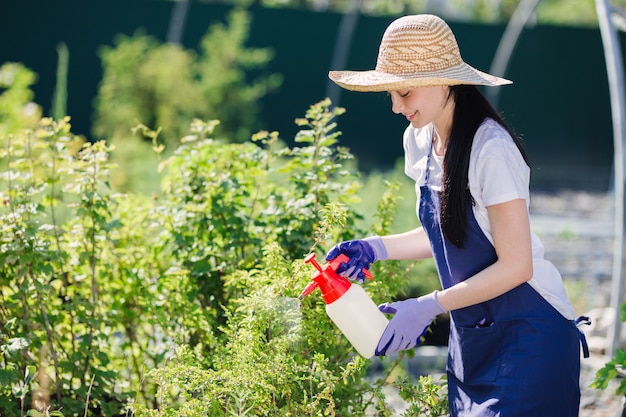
[325,14,588,416]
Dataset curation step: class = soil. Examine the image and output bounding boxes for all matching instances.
[579,353,624,416]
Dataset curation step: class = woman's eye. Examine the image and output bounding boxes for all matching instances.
[387,90,410,99]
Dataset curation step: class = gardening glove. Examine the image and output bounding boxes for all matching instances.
[375,291,446,356]
[325,236,388,283]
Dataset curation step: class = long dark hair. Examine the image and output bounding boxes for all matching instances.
[440,85,531,248]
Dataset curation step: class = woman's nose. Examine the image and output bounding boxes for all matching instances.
[390,95,402,114]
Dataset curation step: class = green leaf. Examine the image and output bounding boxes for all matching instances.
[24,365,36,384]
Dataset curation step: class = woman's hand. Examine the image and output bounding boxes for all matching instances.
[325,237,387,283]
[375,291,447,356]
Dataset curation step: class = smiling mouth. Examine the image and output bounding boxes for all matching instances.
[405,111,417,121]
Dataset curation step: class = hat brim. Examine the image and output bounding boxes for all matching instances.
[329,62,511,92]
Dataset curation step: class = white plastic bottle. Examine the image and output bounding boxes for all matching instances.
[300,253,389,358]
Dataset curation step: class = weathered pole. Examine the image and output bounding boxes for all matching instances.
[167,0,191,45]
[326,0,363,107]
[486,0,541,107]
[595,0,626,357]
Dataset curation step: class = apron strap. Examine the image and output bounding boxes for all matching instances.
[575,315,591,358]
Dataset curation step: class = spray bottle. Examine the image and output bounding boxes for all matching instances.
[299,253,389,358]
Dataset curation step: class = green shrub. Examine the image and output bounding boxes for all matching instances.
[0,99,448,416]
[93,8,281,148]
[0,62,41,135]
[93,8,281,194]
[0,117,126,416]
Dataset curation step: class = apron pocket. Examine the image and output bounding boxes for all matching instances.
[448,322,502,384]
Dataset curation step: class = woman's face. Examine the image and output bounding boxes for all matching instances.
[388,85,451,128]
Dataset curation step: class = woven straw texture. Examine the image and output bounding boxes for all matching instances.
[329,14,511,92]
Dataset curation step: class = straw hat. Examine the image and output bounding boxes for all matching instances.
[329,14,511,92]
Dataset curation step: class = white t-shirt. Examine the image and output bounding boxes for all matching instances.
[403,119,575,320]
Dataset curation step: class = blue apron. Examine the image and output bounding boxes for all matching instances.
[418,136,583,416]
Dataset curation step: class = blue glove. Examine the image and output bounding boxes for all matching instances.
[375,291,446,356]
[325,237,388,283]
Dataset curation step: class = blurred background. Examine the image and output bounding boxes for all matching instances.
[1,0,622,188]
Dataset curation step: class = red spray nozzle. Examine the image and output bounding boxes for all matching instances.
[299,253,374,303]
[304,252,327,273]
[298,253,328,300]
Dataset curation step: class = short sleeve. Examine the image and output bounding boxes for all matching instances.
[470,121,530,208]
